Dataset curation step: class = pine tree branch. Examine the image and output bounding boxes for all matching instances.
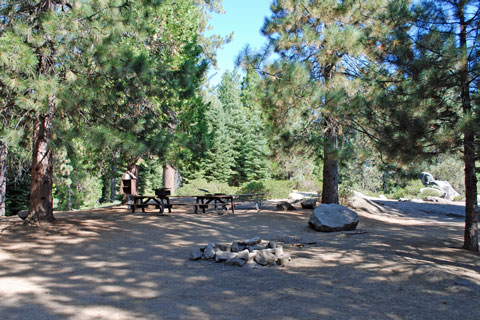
[80,0,131,22]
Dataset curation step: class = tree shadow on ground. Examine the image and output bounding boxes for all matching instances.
[0,203,479,320]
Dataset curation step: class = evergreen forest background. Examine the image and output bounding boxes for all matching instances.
[1,0,479,250]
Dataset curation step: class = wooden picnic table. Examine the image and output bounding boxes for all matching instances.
[129,192,264,214]
[195,194,234,214]
[130,195,171,214]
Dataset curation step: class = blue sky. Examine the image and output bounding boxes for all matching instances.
[206,0,272,86]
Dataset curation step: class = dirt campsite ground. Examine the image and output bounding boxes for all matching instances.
[1,195,479,320]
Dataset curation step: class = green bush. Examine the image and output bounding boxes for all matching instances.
[239,181,265,194]
[265,180,295,199]
[419,188,443,198]
[176,179,309,199]
[175,178,238,196]
[241,179,296,199]
[388,179,424,199]
[339,183,354,205]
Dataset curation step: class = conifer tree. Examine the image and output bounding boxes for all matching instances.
[240,69,270,181]
[203,94,235,182]
[259,0,381,203]
[352,0,480,251]
[216,71,249,184]
[0,0,215,223]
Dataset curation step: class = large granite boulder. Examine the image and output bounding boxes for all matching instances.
[419,172,460,201]
[430,180,460,201]
[309,204,359,232]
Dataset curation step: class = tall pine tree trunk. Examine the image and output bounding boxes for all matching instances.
[101,174,108,203]
[67,171,71,211]
[458,3,478,251]
[321,117,339,204]
[110,163,116,202]
[26,100,55,223]
[163,163,175,192]
[0,141,7,216]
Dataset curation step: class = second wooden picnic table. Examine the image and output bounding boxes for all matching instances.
[195,194,235,214]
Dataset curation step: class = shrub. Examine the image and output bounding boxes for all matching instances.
[262,180,296,199]
[175,178,238,196]
[239,179,296,199]
[419,188,443,199]
[388,179,424,199]
[239,181,265,194]
[339,183,354,205]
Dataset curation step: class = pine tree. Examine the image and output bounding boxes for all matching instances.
[353,0,480,251]
[216,71,247,184]
[240,69,270,181]
[259,0,382,203]
[0,0,215,223]
[203,94,236,183]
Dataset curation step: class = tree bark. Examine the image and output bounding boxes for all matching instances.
[0,141,7,216]
[163,163,176,192]
[26,100,56,224]
[458,2,478,251]
[110,163,116,202]
[128,162,139,196]
[101,174,108,203]
[67,171,71,211]
[321,117,339,204]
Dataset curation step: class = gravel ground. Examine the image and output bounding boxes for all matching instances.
[1,197,479,320]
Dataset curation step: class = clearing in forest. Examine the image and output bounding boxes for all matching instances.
[0,196,479,320]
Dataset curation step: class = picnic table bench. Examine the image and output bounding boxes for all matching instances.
[129,192,265,214]
[195,194,235,214]
[232,193,265,210]
[130,195,171,213]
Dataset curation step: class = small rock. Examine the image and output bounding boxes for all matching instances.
[301,198,317,209]
[274,245,284,258]
[245,236,262,246]
[18,210,28,220]
[247,244,266,252]
[267,241,277,249]
[276,201,295,211]
[215,251,237,262]
[231,241,246,252]
[249,250,258,261]
[254,249,276,266]
[190,248,204,261]
[216,243,231,251]
[204,243,216,260]
[225,257,246,266]
[275,253,291,267]
[244,260,259,269]
[236,249,250,261]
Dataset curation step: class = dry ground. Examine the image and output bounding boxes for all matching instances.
[0,197,479,320]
